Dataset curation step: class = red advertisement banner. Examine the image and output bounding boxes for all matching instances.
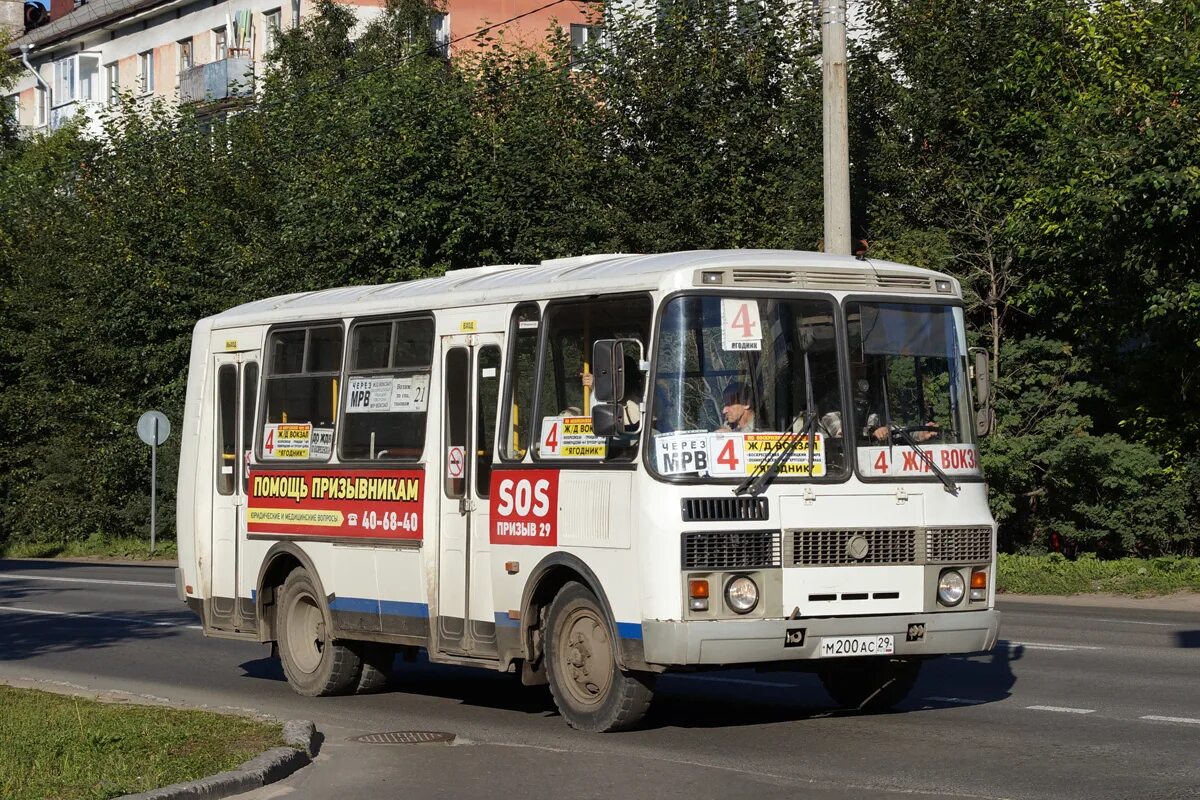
[247,468,424,540]
[489,470,559,546]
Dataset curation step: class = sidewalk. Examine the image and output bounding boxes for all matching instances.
[997,591,1200,612]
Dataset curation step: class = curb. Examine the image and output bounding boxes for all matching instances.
[119,720,317,800]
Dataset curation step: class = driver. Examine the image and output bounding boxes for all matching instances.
[718,381,760,432]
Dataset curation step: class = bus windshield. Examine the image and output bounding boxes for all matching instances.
[649,294,847,479]
[846,302,980,479]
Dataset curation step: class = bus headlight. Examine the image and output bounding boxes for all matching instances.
[725,576,759,614]
[937,569,966,606]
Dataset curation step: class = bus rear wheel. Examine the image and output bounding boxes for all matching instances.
[819,657,921,712]
[277,568,361,697]
[545,582,654,732]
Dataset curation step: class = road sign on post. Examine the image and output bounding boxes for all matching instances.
[137,410,171,553]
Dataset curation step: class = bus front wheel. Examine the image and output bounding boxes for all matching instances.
[819,657,921,712]
[545,582,654,732]
[276,568,361,697]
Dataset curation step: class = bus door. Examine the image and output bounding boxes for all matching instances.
[209,350,260,632]
[437,334,502,658]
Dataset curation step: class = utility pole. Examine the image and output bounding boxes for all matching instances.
[821,0,852,255]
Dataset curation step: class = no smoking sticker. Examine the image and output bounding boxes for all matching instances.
[447,446,465,479]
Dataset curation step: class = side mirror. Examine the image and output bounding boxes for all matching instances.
[591,403,624,437]
[970,348,990,407]
[592,339,625,404]
[969,348,992,437]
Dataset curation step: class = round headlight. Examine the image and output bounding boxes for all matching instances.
[725,576,759,614]
[937,569,966,606]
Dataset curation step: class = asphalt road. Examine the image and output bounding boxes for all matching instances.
[1,559,1197,800]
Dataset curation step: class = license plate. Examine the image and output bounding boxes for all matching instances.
[818,634,895,658]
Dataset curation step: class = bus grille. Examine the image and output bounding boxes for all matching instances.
[681,496,769,522]
[682,531,781,569]
[925,527,993,563]
[790,529,918,566]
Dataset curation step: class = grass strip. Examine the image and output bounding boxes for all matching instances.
[0,536,177,561]
[0,685,284,800]
[998,553,1200,595]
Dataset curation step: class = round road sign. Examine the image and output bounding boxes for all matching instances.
[137,410,171,446]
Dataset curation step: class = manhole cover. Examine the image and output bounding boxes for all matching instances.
[352,731,456,745]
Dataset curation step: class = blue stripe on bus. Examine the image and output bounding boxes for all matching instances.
[497,613,642,639]
[330,597,429,618]
[616,622,643,640]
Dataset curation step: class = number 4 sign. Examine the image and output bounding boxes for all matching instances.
[721,299,762,351]
[707,433,746,476]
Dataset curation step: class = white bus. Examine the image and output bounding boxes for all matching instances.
[176,250,1000,732]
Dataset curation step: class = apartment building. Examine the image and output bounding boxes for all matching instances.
[4,0,602,133]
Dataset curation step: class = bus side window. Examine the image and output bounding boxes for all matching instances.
[501,303,539,461]
[216,364,237,495]
[261,324,343,461]
[340,316,434,461]
[476,345,501,496]
[241,362,258,493]
[533,294,653,461]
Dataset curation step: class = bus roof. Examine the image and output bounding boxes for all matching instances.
[208,249,956,328]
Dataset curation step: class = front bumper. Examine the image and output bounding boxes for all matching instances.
[642,608,1000,666]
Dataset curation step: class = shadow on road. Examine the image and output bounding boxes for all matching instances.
[0,606,184,661]
[0,561,189,661]
[1175,631,1200,648]
[234,641,1022,730]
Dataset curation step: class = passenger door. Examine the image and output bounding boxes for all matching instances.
[436,334,502,658]
[209,351,259,632]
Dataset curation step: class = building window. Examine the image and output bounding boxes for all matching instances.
[3,95,16,128]
[35,87,47,126]
[54,58,76,105]
[263,9,281,55]
[430,12,449,57]
[178,38,193,72]
[214,27,228,60]
[138,50,155,94]
[105,62,119,105]
[569,23,605,54]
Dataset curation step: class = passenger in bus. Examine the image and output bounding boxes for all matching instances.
[852,375,940,444]
[619,353,644,433]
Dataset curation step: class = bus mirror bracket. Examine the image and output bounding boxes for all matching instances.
[592,403,623,437]
[592,339,624,404]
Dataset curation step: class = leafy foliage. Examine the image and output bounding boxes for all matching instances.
[0,0,1198,557]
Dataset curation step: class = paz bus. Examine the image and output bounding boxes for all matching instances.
[176,249,1000,732]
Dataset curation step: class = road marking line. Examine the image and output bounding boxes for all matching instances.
[671,675,802,689]
[924,696,987,705]
[1140,715,1200,725]
[1092,618,1175,627]
[1026,705,1095,714]
[0,573,173,588]
[0,605,201,630]
[1004,640,1105,651]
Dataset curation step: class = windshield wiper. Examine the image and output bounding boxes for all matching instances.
[890,425,959,495]
[734,412,820,496]
[735,351,822,496]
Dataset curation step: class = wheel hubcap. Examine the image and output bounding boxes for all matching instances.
[287,594,325,674]
[559,609,613,707]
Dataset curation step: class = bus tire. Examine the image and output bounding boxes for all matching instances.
[819,657,921,712]
[277,568,362,697]
[545,582,654,732]
[354,643,394,694]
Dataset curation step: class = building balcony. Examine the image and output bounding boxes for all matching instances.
[49,99,104,136]
[179,58,255,105]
